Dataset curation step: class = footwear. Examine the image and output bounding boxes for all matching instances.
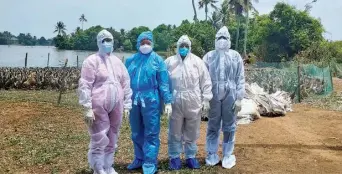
[205,153,220,166]
[127,159,143,170]
[105,167,118,174]
[186,158,200,169]
[222,155,236,169]
[142,163,157,174]
[93,169,107,174]
[169,157,182,170]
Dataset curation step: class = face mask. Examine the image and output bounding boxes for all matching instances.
[179,47,189,57]
[216,39,230,50]
[101,41,113,54]
[139,44,153,54]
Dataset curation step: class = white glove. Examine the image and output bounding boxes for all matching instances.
[232,100,242,114]
[201,101,210,119]
[123,109,130,120]
[164,103,172,118]
[84,108,95,127]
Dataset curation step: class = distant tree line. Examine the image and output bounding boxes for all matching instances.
[0,31,53,46]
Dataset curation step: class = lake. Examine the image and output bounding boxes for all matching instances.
[0,45,133,67]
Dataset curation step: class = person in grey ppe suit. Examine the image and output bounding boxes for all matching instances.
[165,35,213,170]
[203,26,245,169]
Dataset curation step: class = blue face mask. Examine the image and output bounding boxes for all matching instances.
[179,47,189,57]
[101,42,113,54]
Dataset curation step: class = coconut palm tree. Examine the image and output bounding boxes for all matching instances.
[199,0,219,21]
[209,11,223,30]
[242,0,258,57]
[54,21,67,36]
[192,0,198,21]
[228,0,244,50]
[79,14,87,30]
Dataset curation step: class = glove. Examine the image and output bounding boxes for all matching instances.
[123,109,130,120]
[201,101,210,119]
[232,100,242,114]
[83,108,95,127]
[164,103,172,118]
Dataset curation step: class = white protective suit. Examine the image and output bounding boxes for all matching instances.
[165,35,213,165]
[203,26,245,169]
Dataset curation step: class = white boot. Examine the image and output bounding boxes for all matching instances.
[222,155,236,169]
[105,167,118,174]
[94,169,107,174]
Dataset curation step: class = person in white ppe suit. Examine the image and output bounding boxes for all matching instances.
[165,35,213,170]
[203,26,245,169]
[78,29,133,174]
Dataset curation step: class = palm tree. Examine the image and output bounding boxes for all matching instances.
[209,11,223,30]
[228,0,244,50]
[79,14,87,30]
[54,21,67,36]
[199,0,219,21]
[192,0,198,21]
[305,0,318,12]
[242,0,258,57]
[220,0,229,26]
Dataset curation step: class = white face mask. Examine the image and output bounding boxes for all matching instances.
[216,39,231,50]
[139,44,153,54]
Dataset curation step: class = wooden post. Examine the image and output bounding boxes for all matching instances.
[47,53,50,67]
[25,53,28,68]
[297,64,301,103]
[57,58,69,105]
[76,55,79,68]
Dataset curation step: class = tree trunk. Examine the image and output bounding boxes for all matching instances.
[205,5,208,21]
[235,15,240,50]
[82,22,84,30]
[243,9,249,58]
[192,0,198,21]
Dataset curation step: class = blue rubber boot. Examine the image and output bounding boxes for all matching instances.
[142,163,157,174]
[169,157,182,170]
[186,158,200,169]
[127,158,143,170]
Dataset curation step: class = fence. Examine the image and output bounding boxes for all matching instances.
[246,62,334,102]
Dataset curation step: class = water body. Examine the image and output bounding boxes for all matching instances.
[0,45,133,67]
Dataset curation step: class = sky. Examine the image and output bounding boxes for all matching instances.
[0,0,341,40]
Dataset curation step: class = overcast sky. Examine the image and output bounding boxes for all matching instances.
[0,0,341,40]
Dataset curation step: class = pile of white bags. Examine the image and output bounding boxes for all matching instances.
[237,83,293,125]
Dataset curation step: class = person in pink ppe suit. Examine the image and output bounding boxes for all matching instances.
[78,29,132,174]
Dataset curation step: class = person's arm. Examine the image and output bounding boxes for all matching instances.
[199,59,213,102]
[157,56,172,104]
[78,56,96,109]
[235,53,245,100]
[121,62,133,110]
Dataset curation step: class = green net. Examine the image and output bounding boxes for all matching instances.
[246,62,333,102]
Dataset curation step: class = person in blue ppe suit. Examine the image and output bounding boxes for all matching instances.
[125,31,173,174]
[165,35,213,170]
[203,26,245,169]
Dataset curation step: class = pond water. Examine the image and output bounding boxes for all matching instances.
[0,45,133,67]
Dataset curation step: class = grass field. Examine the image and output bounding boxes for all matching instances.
[1,79,342,174]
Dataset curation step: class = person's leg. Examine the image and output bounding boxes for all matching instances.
[168,97,184,170]
[141,93,161,174]
[205,99,222,166]
[104,94,123,174]
[221,91,237,169]
[88,109,110,173]
[127,104,144,170]
[182,93,202,169]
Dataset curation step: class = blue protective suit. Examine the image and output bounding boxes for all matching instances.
[203,26,245,167]
[125,31,172,173]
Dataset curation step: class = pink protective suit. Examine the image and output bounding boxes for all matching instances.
[78,30,132,173]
